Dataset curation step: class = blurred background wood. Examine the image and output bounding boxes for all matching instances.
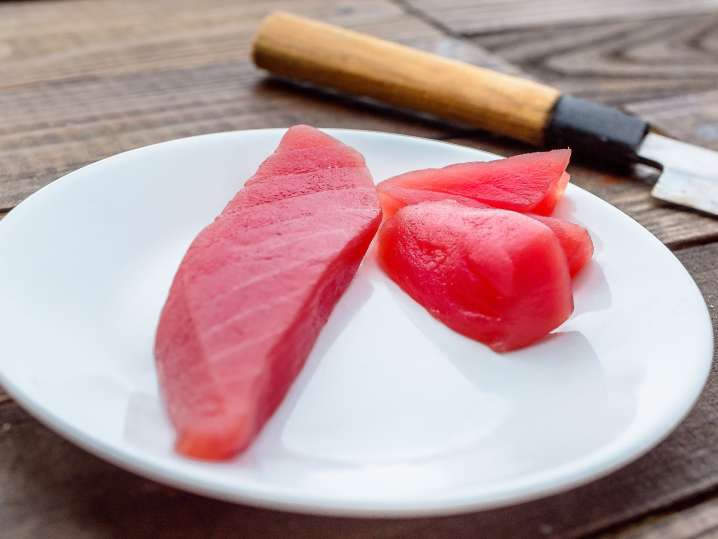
[1,1,718,537]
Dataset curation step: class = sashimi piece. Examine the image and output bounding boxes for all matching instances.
[155,125,382,460]
[378,185,593,276]
[532,215,593,277]
[377,200,573,352]
[534,171,570,215]
[378,149,571,216]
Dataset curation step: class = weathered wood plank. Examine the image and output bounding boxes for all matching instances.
[610,496,718,538]
[0,0,414,87]
[0,0,517,88]
[0,0,512,209]
[0,242,715,538]
[613,501,718,539]
[403,0,718,35]
[627,90,718,150]
[466,13,718,106]
[0,68,442,210]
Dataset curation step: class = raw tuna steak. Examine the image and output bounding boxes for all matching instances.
[376,187,592,276]
[155,126,382,460]
[377,200,573,352]
[378,149,571,216]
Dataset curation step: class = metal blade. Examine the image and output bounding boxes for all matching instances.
[638,132,718,216]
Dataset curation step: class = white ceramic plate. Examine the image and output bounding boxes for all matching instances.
[0,129,712,517]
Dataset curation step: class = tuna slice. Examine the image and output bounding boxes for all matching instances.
[531,215,593,277]
[155,125,382,460]
[376,186,592,276]
[377,200,573,352]
[378,149,571,216]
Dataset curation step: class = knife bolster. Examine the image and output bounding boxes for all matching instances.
[547,96,649,166]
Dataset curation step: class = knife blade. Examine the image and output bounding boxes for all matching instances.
[251,12,718,217]
[641,133,718,216]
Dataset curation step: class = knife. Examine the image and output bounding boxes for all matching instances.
[251,12,718,217]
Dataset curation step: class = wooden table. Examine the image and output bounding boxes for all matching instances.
[1,1,717,537]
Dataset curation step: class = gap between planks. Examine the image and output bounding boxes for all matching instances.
[390,0,459,38]
[600,484,718,538]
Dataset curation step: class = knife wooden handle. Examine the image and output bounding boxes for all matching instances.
[252,12,561,146]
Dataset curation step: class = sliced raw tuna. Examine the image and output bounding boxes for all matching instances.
[377,200,573,352]
[377,185,592,276]
[155,125,382,460]
[378,149,571,216]
[531,215,593,277]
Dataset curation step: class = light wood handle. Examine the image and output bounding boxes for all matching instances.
[252,12,561,146]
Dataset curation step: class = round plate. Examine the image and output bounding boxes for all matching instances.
[0,129,712,517]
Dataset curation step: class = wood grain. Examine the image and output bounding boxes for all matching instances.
[403,0,718,35]
[0,241,714,539]
[611,497,718,538]
[627,90,718,150]
[0,0,519,88]
[0,0,510,210]
[467,13,718,106]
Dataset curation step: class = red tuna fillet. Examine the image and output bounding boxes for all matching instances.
[378,149,571,216]
[377,200,573,352]
[155,126,382,460]
[376,186,592,276]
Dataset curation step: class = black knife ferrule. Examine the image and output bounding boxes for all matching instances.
[546,95,650,168]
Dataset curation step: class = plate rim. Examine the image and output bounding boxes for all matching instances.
[0,128,713,517]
